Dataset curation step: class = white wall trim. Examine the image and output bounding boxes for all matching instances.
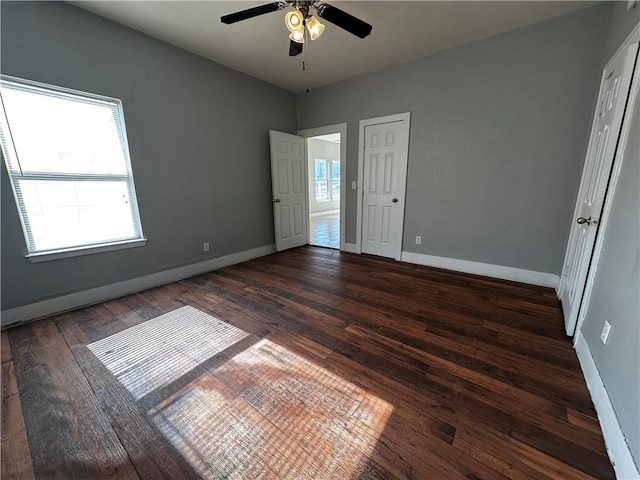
[26,238,147,263]
[344,242,359,254]
[575,331,640,479]
[1,244,276,328]
[401,251,559,288]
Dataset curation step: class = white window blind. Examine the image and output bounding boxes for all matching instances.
[0,76,144,256]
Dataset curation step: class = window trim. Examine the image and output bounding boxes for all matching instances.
[0,75,146,260]
[26,238,147,263]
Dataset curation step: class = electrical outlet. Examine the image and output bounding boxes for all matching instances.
[351,180,357,190]
[600,321,611,344]
[203,242,210,252]
[415,236,422,245]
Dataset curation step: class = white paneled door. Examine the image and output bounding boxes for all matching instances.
[558,42,639,336]
[360,116,410,260]
[269,130,308,252]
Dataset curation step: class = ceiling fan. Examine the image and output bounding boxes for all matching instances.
[221,1,373,57]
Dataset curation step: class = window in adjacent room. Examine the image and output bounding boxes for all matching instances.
[331,159,340,200]
[0,75,146,261]
[314,158,340,203]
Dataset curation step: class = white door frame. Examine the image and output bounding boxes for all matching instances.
[298,123,347,251]
[573,23,640,342]
[356,112,411,260]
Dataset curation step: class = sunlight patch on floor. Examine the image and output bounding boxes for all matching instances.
[87,305,249,399]
[89,306,393,479]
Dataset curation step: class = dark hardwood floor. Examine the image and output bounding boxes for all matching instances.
[1,246,614,479]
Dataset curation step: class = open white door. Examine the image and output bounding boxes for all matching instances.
[358,113,410,260]
[269,130,308,251]
[558,42,639,336]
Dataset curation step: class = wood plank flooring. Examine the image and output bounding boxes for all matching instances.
[1,246,615,479]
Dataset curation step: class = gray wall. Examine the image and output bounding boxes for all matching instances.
[580,7,640,469]
[1,1,296,310]
[602,1,640,62]
[297,4,612,274]
[307,139,340,214]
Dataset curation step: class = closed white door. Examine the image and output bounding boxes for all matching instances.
[269,130,307,251]
[361,118,409,259]
[558,43,639,336]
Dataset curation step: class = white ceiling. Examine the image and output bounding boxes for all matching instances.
[70,1,598,93]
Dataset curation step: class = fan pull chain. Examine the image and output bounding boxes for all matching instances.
[302,62,309,93]
[303,28,310,93]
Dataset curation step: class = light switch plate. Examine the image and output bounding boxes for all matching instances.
[600,321,611,344]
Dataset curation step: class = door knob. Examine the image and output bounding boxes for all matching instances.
[272,198,281,203]
[392,198,398,203]
[577,216,598,226]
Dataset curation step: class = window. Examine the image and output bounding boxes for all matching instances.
[314,158,340,203]
[331,160,340,199]
[314,159,329,202]
[0,76,145,261]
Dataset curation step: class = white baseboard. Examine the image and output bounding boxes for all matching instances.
[1,244,276,328]
[344,242,360,254]
[575,331,640,480]
[400,251,559,288]
[310,209,339,218]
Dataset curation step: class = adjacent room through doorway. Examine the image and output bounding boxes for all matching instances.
[307,133,341,249]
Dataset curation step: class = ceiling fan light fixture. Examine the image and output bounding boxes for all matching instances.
[220,1,373,57]
[289,29,305,43]
[305,15,325,40]
[285,9,304,33]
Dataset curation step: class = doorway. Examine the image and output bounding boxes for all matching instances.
[298,123,347,251]
[307,134,340,248]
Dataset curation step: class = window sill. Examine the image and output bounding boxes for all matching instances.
[26,239,147,263]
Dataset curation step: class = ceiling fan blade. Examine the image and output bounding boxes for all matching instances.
[221,2,281,24]
[289,39,303,57]
[316,4,372,39]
